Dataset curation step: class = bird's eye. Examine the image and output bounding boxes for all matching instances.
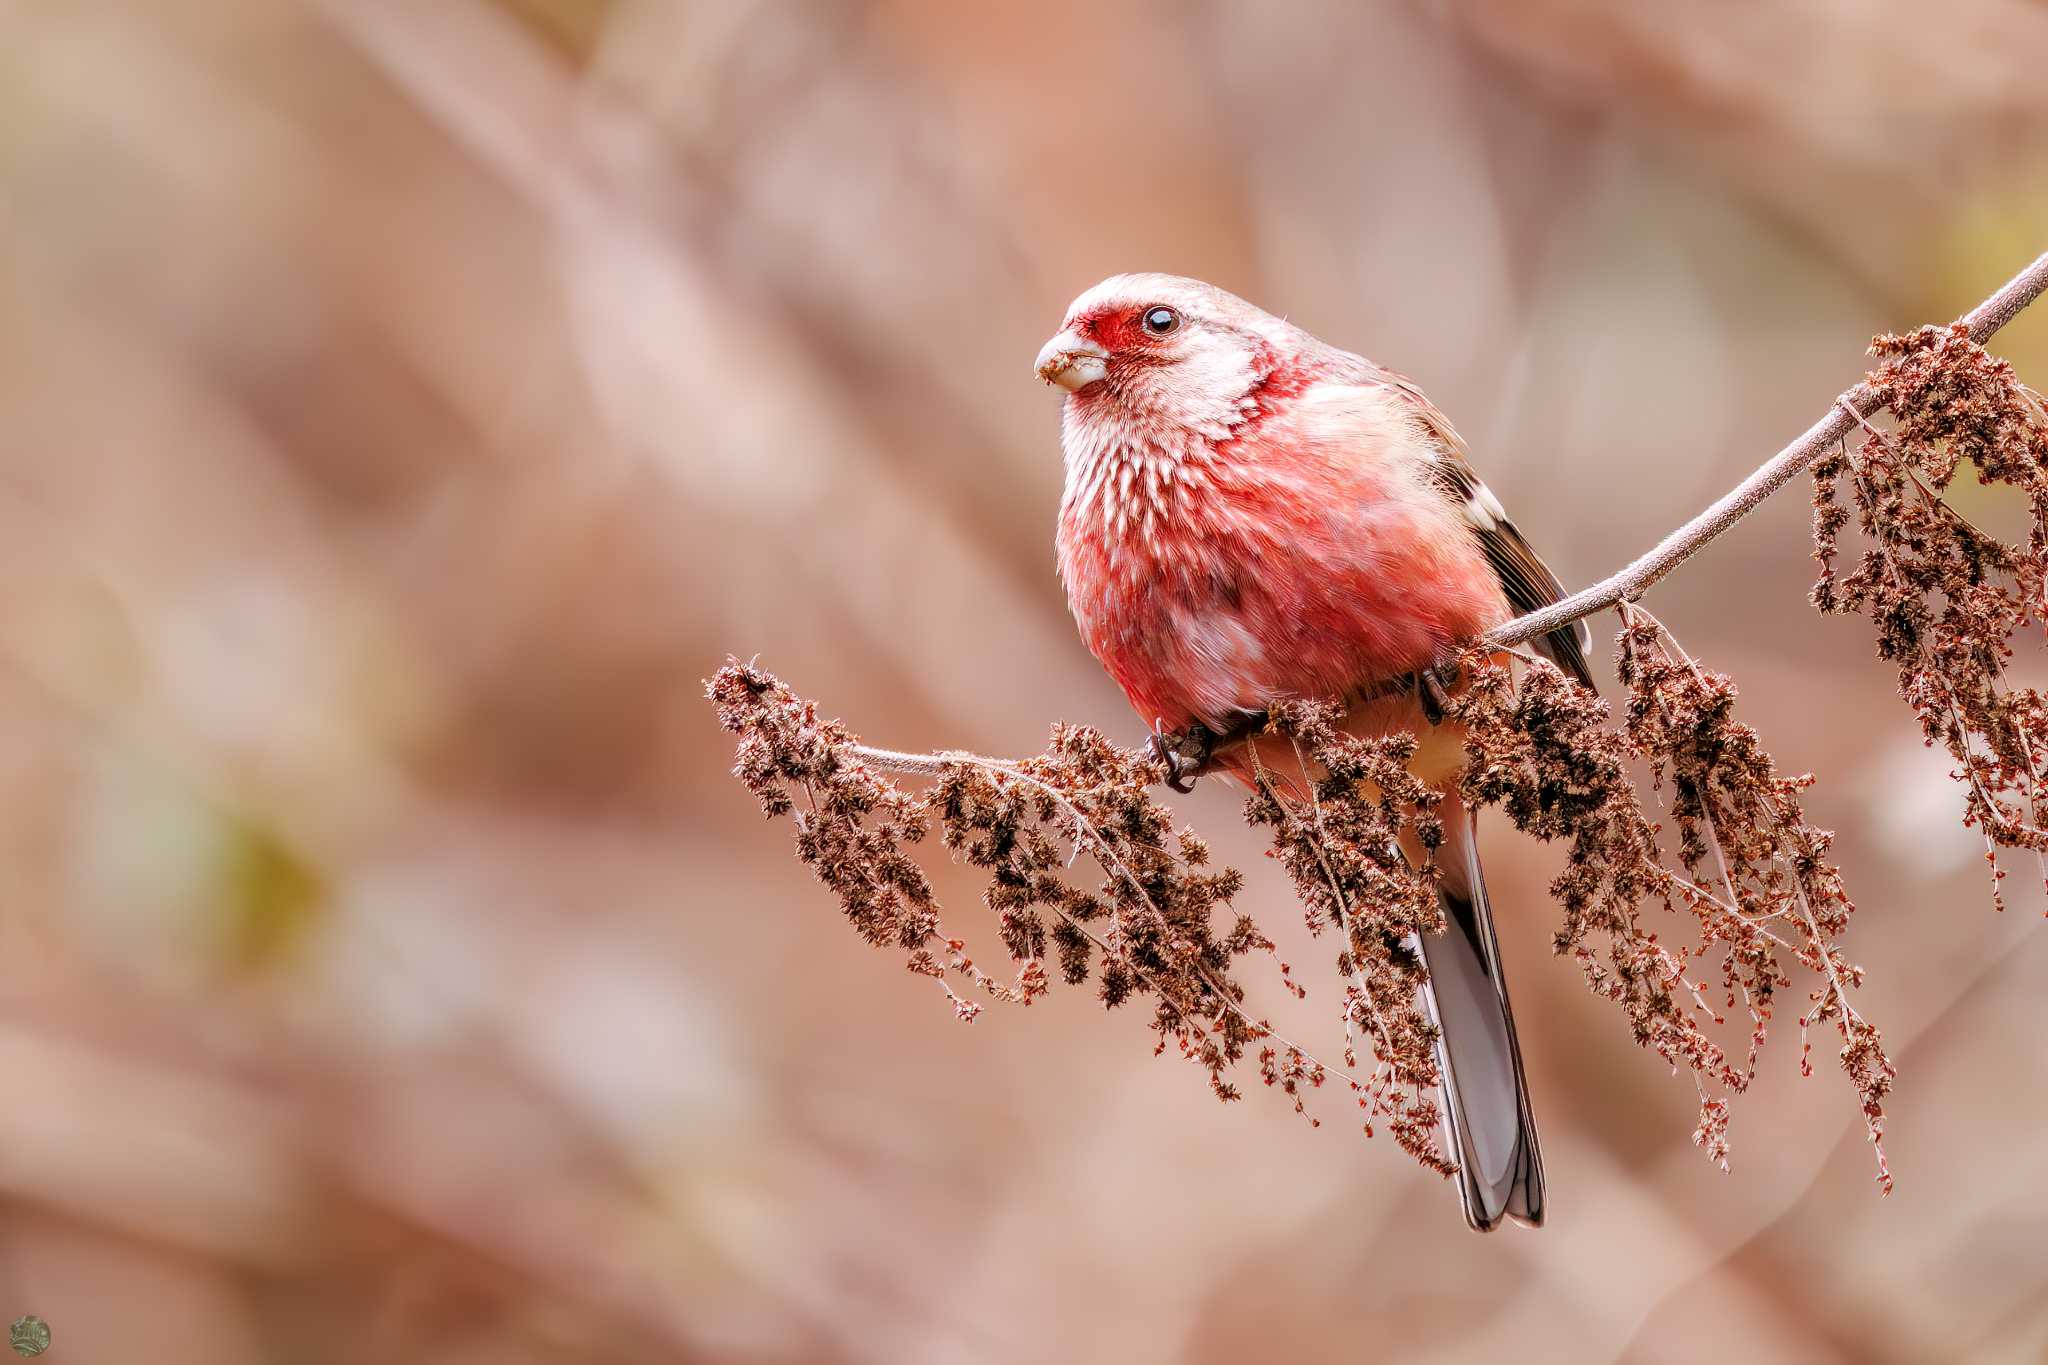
[1141,306,1181,336]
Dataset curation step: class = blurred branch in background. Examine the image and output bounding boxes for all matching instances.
[1439,0,2048,311]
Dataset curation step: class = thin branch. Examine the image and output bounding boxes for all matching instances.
[1487,249,2048,649]
[850,744,1037,777]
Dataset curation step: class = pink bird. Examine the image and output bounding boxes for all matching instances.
[1036,274,1592,1231]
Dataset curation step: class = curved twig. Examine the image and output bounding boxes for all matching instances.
[1487,249,2048,648]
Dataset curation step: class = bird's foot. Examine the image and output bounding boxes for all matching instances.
[1150,721,1217,793]
[1415,661,1459,726]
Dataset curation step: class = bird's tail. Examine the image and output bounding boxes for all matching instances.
[1415,798,1544,1231]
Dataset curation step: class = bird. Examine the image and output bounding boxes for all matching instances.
[1035,273,1593,1231]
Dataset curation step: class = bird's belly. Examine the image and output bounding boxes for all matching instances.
[1064,478,1506,735]
[1168,540,1501,728]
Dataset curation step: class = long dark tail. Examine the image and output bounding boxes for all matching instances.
[1415,801,1544,1231]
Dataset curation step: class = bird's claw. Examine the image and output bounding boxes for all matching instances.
[1150,722,1216,793]
[1416,662,1458,726]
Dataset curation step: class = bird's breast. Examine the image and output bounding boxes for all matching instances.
[1057,398,1506,734]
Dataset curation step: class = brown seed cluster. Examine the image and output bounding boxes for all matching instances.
[709,663,956,995]
[1241,702,1452,1171]
[1451,636,1888,1187]
[713,631,1896,1186]
[1814,323,2048,912]
[1455,653,1729,1131]
[1613,610,1889,1185]
[711,661,1298,1110]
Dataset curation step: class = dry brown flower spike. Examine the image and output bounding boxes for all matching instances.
[1816,323,2048,912]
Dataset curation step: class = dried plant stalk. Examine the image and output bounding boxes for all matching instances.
[713,640,1889,1185]
[1451,650,1738,1161]
[1611,608,1890,1186]
[1815,323,2048,912]
[709,662,1349,1123]
[1241,702,1452,1170]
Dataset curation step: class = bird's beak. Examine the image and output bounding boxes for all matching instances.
[1035,331,1109,393]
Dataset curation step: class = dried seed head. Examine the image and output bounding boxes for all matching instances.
[1815,324,2048,909]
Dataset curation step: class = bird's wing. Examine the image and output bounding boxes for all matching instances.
[1379,371,1595,688]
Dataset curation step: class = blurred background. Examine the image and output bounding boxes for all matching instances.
[2,1,2047,1360]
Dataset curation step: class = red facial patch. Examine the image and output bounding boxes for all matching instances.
[1073,306,1155,355]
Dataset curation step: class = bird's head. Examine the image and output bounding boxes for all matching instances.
[1035,274,1306,436]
